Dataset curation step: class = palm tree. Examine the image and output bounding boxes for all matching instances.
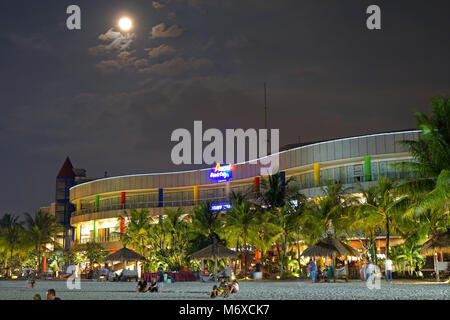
[358,177,408,258]
[189,201,222,249]
[260,172,298,210]
[268,195,307,274]
[121,209,152,257]
[302,182,354,243]
[161,208,190,269]
[396,96,450,241]
[222,198,260,275]
[0,214,23,277]
[24,211,62,275]
[350,185,384,263]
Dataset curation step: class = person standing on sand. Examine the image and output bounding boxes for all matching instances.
[384,258,393,282]
[310,259,317,283]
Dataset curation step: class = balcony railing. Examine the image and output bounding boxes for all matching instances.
[72,196,230,216]
[72,171,414,217]
[79,233,121,244]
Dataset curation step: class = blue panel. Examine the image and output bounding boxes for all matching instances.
[280,171,286,188]
[158,188,163,207]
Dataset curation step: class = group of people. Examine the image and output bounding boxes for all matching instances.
[32,289,61,300]
[210,277,239,298]
[360,258,394,282]
[306,259,334,283]
[136,264,166,293]
[136,276,160,293]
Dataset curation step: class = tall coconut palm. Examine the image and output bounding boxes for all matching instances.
[350,185,384,263]
[268,194,307,273]
[302,182,354,243]
[24,211,62,275]
[161,208,190,269]
[260,172,298,210]
[395,97,450,242]
[0,214,23,276]
[121,209,152,257]
[222,198,260,275]
[189,202,223,253]
[358,177,408,258]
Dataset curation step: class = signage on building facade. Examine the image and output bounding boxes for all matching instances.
[208,163,233,182]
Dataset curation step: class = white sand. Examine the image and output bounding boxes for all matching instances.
[0,280,448,300]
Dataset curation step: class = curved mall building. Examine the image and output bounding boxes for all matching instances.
[69,130,419,250]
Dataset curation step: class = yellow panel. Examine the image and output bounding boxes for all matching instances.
[76,199,81,212]
[314,163,320,187]
[76,223,81,243]
[193,186,199,204]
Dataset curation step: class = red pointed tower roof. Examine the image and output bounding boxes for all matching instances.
[57,157,75,179]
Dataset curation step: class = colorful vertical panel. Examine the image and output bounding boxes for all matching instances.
[364,156,372,181]
[314,163,320,187]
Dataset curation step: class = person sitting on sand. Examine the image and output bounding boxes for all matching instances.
[136,276,147,293]
[33,294,41,300]
[148,277,158,293]
[218,278,231,298]
[230,280,239,294]
[210,285,220,298]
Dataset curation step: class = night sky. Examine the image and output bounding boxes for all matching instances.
[0,0,449,215]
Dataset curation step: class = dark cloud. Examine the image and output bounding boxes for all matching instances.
[145,44,176,58]
[151,23,183,38]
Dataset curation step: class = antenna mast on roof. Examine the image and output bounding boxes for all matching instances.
[264,82,267,130]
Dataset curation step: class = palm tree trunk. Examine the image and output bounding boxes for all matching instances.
[243,233,247,276]
[234,238,239,275]
[385,218,390,259]
[281,235,287,274]
[371,228,377,265]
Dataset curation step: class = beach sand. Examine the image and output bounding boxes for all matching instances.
[0,279,448,300]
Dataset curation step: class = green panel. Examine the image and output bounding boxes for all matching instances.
[95,195,100,212]
[94,220,98,242]
[364,156,372,181]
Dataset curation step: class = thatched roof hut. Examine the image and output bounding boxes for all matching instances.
[191,240,237,279]
[191,242,238,260]
[103,247,145,263]
[420,229,450,256]
[301,233,359,258]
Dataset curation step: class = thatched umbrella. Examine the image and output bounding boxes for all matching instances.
[301,237,359,258]
[103,246,145,276]
[301,233,359,282]
[191,239,238,280]
[420,229,450,281]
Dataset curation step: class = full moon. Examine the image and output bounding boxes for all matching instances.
[118,17,132,31]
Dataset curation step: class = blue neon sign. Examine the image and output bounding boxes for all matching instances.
[208,163,233,182]
[210,202,232,211]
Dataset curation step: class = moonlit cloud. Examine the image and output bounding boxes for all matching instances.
[96,51,148,74]
[145,44,176,58]
[151,23,183,39]
[152,1,165,9]
[89,28,136,55]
